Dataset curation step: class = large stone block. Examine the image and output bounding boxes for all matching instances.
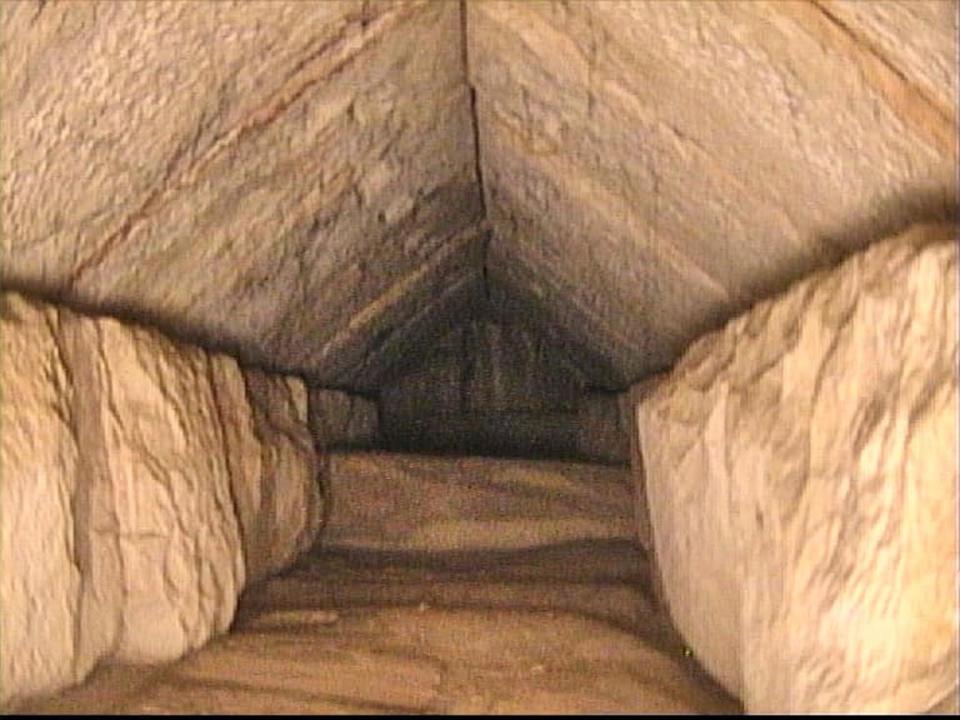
[1,0,481,389]
[79,315,245,664]
[211,365,322,586]
[469,1,956,387]
[635,223,958,712]
[0,295,84,701]
[0,292,321,704]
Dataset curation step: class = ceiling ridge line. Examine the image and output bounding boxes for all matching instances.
[460,0,491,303]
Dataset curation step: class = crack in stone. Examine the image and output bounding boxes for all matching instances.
[461,0,491,303]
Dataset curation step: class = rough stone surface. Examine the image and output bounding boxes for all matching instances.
[1,295,84,702]
[0,292,321,705]
[212,367,322,585]
[308,388,379,452]
[17,543,741,715]
[380,319,607,459]
[1,0,481,391]
[320,452,638,553]
[635,223,959,713]
[469,0,957,387]
[380,319,586,418]
[18,454,738,715]
[3,1,953,393]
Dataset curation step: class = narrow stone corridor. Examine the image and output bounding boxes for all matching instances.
[17,453,738,715]
[2,1,956,713]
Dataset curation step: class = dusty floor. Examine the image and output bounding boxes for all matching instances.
[14,453,741,714]
[14,540,740,714]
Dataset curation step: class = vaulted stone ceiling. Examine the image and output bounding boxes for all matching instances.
[1,1,956,393]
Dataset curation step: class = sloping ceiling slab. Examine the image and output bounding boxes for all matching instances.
[343,225,488,393]
[1,0,481,388]
[468,0,957,388]
[2,0,956,394]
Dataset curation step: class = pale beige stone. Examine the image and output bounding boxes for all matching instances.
[635,223,959,713]
[0,291,321,704]
[238,370,321,583]
[0,295,83,702]
[83,317,245,663]
[469,1,956,386]
[321,452,636,553]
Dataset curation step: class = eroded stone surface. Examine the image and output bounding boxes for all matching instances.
[0,0,481,390]
[0,295,84,701]
[0,292,321,704]
[635,223,959,713]
[211,366,322,586]
[469,1,956,387]
[320,451,638,553]
[378,319,639,461]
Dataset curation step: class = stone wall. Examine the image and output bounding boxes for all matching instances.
[380,319,632,462]
[0,292,321,705]
[380,319,586,419]
[381,319,578,457]
[0,0,481,391]
[469,1,956,387]
[633,223,958,713]
[308,388,380,451]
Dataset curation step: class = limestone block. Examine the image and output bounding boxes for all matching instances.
[379,320,585,422]
[308,388,379,451]
[469,1,956,386]
[237,370,322,584]
[0,295,83,701]
[91,318,245,663]
[0,291,321,704]
[0,0,480,389]
[635,223,958,713]
[208,362,322,585]
[378,319,595,458]
[321,452,636,553]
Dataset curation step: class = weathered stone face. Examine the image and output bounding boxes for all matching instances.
[635,223,958,713]
[377,319,641,463]
[4,1,953,391]
[469,0,956,387]
[1,1,956,713]
[0,292,321,704]
[1,0,482,391]
[320,452,639,553]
